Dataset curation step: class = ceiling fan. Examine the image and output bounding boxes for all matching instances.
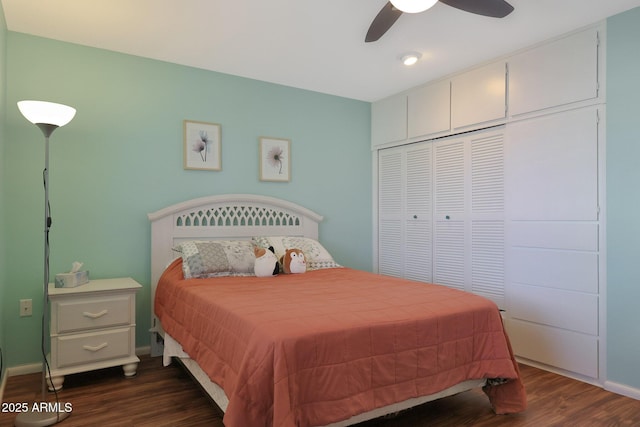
[365,0,514,42]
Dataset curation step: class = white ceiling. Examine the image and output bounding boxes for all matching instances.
[3,0,640,102]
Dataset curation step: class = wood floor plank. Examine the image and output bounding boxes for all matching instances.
[1,356,639,426]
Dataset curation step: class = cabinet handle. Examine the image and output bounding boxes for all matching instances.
[83,342,108,352]
[445,215,450,220]
[413,215,418,219]
[83,310,108,319]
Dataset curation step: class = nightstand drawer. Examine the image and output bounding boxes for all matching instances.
[52,327,132,369]
[53,295,133,333]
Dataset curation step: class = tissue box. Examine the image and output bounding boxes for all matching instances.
[55,271,89,288]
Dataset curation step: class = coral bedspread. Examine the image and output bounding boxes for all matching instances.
[155,259,526,427]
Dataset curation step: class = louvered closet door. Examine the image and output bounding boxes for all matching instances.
[470,133,505,308]
[378,143,433,282]
[434,139,466,291]
[378,148,403,277]
[404,144,433,282]
[433,129,505,308]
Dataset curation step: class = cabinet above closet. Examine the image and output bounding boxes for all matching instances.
[508,28,599,116]
[451,61,506,130]
[371,25,601,148]
[371,93,407,147]
[373,59,507,147]
[408,80,450,140]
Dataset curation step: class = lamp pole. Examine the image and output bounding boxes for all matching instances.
[40,124,56,404]
[15,103,75,427]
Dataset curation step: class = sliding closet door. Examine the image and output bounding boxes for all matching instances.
[378,142,433,282]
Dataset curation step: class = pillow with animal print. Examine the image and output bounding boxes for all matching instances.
[252,236,341,271]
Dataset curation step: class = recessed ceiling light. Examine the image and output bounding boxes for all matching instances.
[401,52,422,66]
[390,0,438,14]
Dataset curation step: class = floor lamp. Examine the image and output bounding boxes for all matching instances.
[14,100,76,427]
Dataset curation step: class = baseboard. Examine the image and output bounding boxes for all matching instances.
[136,345,151,356]
[4,346,152,382]
[0,369,7,404]
[515,356,601,387]
[6,362,41,377]
[517,356,640,401]
[605,380,640,400]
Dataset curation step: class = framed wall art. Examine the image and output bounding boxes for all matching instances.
[184,120,221,171]
[259,137,291,182]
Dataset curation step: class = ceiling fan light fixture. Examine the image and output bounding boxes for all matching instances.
[401,52,422,66]
[390,0,439,14]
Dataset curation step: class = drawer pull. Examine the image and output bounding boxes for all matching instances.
[82,310,108,319]
[83,343,108,352]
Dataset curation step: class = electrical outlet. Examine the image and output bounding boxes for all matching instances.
[19,299,32,317]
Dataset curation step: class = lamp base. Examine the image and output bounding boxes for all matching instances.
[14,409,70,427]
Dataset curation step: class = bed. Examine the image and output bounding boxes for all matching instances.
[148,194,526,427]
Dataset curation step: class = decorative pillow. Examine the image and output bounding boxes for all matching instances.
[254,246,279,277]
[174,240,256,278]
[252,236,341,271]
[280,248,307,274]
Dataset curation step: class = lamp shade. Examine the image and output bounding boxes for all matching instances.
[17,100,76,127]
[390,0,438,13]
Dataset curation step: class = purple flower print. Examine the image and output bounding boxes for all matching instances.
[192,130,210,162]
[267,146,284,174]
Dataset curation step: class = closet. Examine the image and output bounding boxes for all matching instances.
[378,128,505,308]
[373,24,604,383]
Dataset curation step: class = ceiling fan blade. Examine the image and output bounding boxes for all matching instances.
[365,2,403,43]
[439,0,514,18]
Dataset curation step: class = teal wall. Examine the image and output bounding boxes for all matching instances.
[0,3,7,382]
[2,32,371,367]
[606,7,640,390]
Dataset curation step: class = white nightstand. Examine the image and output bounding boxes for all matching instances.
[47,277,142,391]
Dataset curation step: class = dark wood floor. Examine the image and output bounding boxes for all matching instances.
[2,355,639,426]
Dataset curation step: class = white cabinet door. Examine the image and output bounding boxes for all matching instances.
[372,93,407,147]
[505,106,601,380]
[408,80,451,139]
[506,108,598,221]
[509,28,599,116]
[451,61,506,130]
[378,143,433,282]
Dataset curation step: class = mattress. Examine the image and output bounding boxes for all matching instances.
[155,259,526,427]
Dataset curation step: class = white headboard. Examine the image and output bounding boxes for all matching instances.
[147,194,323,356]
